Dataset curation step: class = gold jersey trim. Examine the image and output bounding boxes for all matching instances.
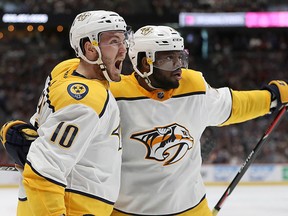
[45,58,110,116]
[111,69,206,101]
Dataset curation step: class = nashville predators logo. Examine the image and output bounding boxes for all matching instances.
[131,123,194,166]
[67,83,88,100]
[140,27,153,36]
[76,12,91,21]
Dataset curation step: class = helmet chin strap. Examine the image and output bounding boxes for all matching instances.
[78,46,113,82]
[99,64,113,82]
[143,73,158,90]
[94,46,114,82]
[134,64,159,90]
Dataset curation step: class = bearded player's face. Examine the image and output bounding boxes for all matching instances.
[149,51,186,90]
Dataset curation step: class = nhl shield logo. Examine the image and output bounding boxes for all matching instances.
[67,83,89,100]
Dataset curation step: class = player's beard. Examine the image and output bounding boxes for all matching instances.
[151,67,180,90]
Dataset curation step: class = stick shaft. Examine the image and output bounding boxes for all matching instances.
[212,106,287,215]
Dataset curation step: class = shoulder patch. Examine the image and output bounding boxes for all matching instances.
[67,83,89,100]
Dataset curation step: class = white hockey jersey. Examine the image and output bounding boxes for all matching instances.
[23,58,122,215]
[110,69,270,215]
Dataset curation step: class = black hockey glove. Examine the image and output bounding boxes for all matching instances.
[0,120,38,167]
[264,80,288,112]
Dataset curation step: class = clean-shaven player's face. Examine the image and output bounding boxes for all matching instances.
[99,31,127,82]
[150,51,185,90]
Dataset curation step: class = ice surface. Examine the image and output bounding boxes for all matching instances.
[0,185,287,215]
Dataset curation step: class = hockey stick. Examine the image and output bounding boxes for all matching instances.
[0,164,18,171]
[212,106,287,216]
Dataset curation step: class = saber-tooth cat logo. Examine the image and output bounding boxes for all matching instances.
[131,123,194,166]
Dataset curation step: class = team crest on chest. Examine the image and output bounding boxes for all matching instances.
[131,123,194,166]
[67,83,88,100]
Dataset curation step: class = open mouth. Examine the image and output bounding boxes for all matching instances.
[115,60,123,70]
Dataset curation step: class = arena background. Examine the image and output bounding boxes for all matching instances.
[0,0,288,183]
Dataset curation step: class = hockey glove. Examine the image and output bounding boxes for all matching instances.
[264,80,288,111]
[0,120,38,167]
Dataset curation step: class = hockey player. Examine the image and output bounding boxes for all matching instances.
[1,25,288,215]
[109,25,288,215]
[0,10,132,216]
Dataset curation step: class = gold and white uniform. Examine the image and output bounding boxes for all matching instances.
[110,70,271,215]
[22,58,122,216]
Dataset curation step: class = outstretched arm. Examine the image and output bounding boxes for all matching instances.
[221,80,288,126]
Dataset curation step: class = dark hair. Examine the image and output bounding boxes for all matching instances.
[80,37,91,55]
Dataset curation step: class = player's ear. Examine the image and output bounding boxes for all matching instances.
[141,57,150,71]
[84,42,99,60]
[85,41,95,53]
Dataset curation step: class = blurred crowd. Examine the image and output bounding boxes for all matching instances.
[1,0,288,16]
[0,1,288,165]
[198,29,288,164]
